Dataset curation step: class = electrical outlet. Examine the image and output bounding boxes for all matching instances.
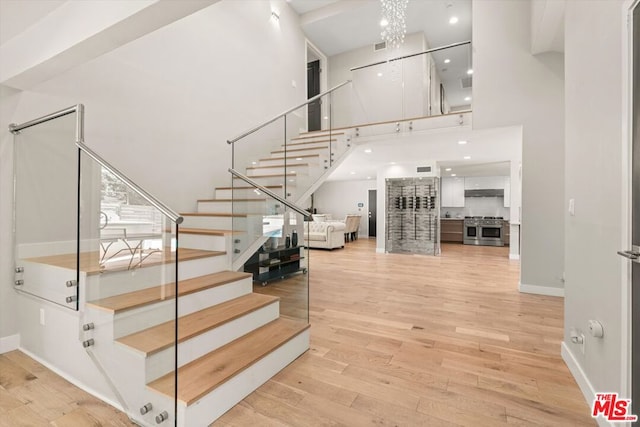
[39,308,45,326]
[580,333,585,354]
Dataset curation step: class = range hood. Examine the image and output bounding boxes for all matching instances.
[464,189,504,197]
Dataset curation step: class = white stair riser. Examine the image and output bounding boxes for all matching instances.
[181,215,246,230]
[196,200,266,214]
[234,176,299,187]
[18,260,81,308]
[215,188,284,199]
[246,164,310,178]
[83,255,228,301]
[179,233,227,252]
[175,329,309,426]
[142,301,280,382]
[271,147,331,158]
[283,141,333,150]
[258,156,323,167]
[85,276,254,339]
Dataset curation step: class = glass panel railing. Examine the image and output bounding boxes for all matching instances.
[78,150,178,426]
[13,110,79,310]
[350,41,472,126]
[233,189,309,325]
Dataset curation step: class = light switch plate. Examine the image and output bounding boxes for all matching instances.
[568,199,575,216]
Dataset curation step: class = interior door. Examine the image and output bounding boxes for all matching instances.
[368,190,377,237]
[307,60,321,132]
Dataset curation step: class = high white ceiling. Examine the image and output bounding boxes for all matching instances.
[288,0,471,56]
[0,0,66,46]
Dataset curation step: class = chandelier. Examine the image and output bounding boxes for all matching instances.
[380,0,409,49]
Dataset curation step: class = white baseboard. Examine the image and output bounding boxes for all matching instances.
[561,343,612,427]
[376,247,385,254]
[18,346,125,415]
[0,334,20,354]
[518,283,564,297]
[509,254,520,260]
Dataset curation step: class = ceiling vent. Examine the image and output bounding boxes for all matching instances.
[417,166,432,173]
[374,41,387,51]
[461,77,473,88]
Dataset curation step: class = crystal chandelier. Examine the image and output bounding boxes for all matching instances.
[380,0,409,49]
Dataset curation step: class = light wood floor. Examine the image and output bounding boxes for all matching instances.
[0,239,594,426]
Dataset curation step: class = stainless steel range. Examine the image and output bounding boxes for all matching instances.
[463,216,504,246]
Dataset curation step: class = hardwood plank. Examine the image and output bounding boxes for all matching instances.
[0,355,37,390]
[87,270,252,313]
[116,293,279,356]
[148,318,309,405]
[178,227,233,235]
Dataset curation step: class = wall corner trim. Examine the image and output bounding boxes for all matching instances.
[0,334,20,354]
[375,247,385,254]
[518,282,564,297]
[509,254,520,260]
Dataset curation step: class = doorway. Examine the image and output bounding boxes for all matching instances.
[307,60,321,132]
[368,190,377,237]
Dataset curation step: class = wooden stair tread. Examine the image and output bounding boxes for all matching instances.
[292,131,344,140]
[216,185,283,190]
[147,318,309,405]
[86,271,252,314]
[180,212,247,217]
[285,138,336,147]
[25,248,224,276]
[233,172,297,178]
[196,199,266,203]
[260,154,320,161]
[179,228,236,236]
[246,163,308,170]
[271,147,328,154]
[116,293,279,356]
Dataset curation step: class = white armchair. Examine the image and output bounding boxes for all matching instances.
[343,214,362,242]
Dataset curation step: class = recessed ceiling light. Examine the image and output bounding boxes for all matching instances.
[290,170,296,173]
[451,173,457,177]
[444,58,451,64]
[289,179,294,182]
[252,161,257,165]
[467,69,473,75]
[296,157,302,161]
[463,156,471,160]
[458,140,467,145]
[367,176,372,179]
[377,72,383,77]
[364,149,372,153]
[350,171,356,175]
[445,168,452,171]
[380,18,388,27]
[323,116,328,120]
[464,96,471,101]
[390,162,396,165]
[449,16,459,24]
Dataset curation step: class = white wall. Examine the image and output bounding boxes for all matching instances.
[563,0,626,403]
[0,0,307,344]
[313,179,376,236]
[0,86,22,343]
[328,32,436,128]
[473,0,565,292]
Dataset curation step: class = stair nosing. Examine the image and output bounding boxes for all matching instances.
[259,154,320,161]
[271,147,328,154]
[292,131,344,140]
[115,293,280,357]
[233,172,297,178]
[246,163,308,170]
[285,139,336,147]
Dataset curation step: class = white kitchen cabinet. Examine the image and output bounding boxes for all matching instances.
[503,176,511,207]
[464,176,505,190]
[441,177,465,207]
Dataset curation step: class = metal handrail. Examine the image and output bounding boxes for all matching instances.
[228,168,311,219]
[227,80,352,144]
[10,104,183,225]
[350,40,471,71]
[78,142,183,224]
